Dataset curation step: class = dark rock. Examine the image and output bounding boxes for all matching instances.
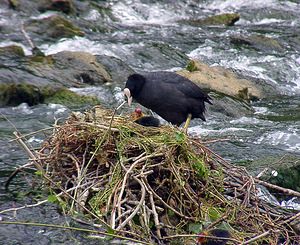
[49,51,112,85]
[230,34,284,52]
[127,42,189,71]
[180,13,240,26]
[95,55,135,84]
[0,83,43,106]
[38,0,75,14]
[209,92,254,118]
[25,14,84,40]
[8,0,20,9]
[0,49,115,106]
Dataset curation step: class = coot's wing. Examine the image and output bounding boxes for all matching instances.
[146,71,212,104]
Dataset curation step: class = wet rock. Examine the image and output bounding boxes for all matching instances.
[180,13,240,26]
[43,87,99,107]
[95,55,135,84]
[0,50,116,106]
[0,83,43,107]
[177,60,278,101]
[25,14,84,40]
[209,92,254,118]
[0,84,99,107]
[127,42,190,71]
[230,34,284,52]
[38,0,75,14]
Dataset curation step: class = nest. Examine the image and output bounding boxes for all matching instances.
[30,106,299,244]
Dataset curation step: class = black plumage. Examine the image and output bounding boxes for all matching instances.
[134,116,160,127]
[124,71,212,126]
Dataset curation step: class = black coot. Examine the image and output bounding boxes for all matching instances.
[124,71,212,126]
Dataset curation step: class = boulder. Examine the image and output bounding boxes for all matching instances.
[177,60,278,101]
[0,46,119,106]
[25,14,84,40]
[230,34,284,52]
[180,13,240,26]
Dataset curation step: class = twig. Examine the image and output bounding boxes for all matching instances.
[5,162,34,189]
[254,178,300,198]
[116,178,146,230]
[0,199,48,214]
[242,230,276,244]
[13,131,43,172]
[162,233,240,243]
[143,178,162,239]
[143,180,196,221]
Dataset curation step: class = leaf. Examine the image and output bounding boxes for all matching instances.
[47,194,58,203]
[175,131,185,143]
[188,223,202,233]
[35,170,43,176]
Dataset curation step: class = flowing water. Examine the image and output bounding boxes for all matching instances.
[1,0,300,243]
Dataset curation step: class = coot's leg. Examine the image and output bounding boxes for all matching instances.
[183,113,192,134]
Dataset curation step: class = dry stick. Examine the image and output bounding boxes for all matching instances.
[241,230,279,245]
[21,22,35,49]
[13,132,110,228]
[117,153,164,217]
[5,162,34,189]
[9,127,55,142]
[205,214,229,230]
[279,212,300,225]
[78,122,119,132]
[254,178,300,198]
[142,178,162,239]
[0,199,48,214]
[162,234,240,244]
[116,177,146,231]
[196,138,300,199]
[13,131,43,172]
[115,153,163,229]
[143,181,196,221]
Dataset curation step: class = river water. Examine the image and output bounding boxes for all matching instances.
[0,0,300,244]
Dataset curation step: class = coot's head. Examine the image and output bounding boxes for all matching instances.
[131,107,144,121]
[124,73,146,106]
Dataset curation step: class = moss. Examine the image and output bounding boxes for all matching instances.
[43,88,99,107]
[27,15,84,39]
[48,15,84,38]
[202,13,240,26]
[0,45,25,57]
[181,13,240,27]
[0,84,100,107]
[29,55,54,65]
[186,60,199,72]
[0,83,43,106]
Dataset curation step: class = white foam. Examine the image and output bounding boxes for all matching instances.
[111,2,182,26]
[189,126,252,136]
[84,9,102,21]
[253,106,269,115]
[255,131,300,152]
[12,103,33,114]
[40,36,117,57]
